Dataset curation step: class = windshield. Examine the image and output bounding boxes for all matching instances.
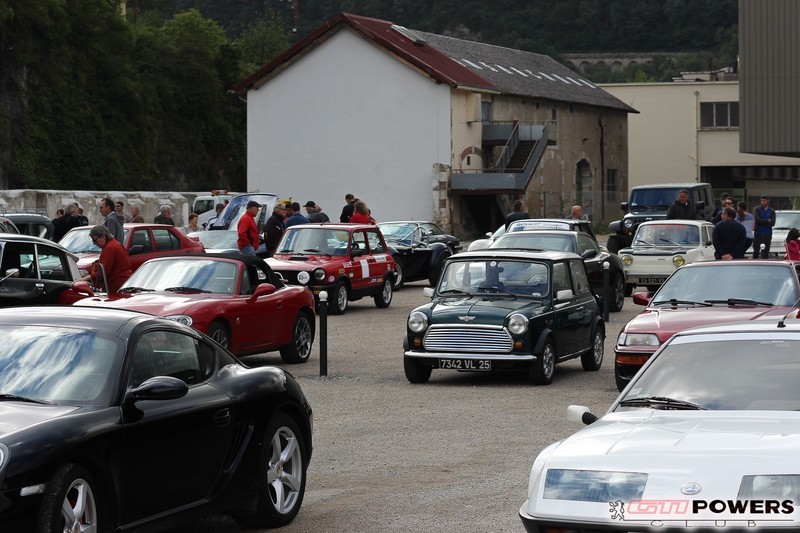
[617,334,800,411]
[438,259,549,297]
[491,233,575,253]
[629,188,685,210]
[653,264,798,306]
[0,326,123,406]
[124,258,239,294]
[60,228,130,253]
[775,211,800,230]
[633,224,699,246]
[379,223,416,244]
[278,227,352,256]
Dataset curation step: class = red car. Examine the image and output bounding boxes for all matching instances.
[614,260,800,390]
[267,223,395,314]
[59,223,205,276]
[76,253,316,362]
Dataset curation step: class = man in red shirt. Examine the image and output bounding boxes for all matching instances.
[83,225,132,293]
[238,200,261,255]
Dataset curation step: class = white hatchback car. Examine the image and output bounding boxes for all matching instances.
[618,219,715,295]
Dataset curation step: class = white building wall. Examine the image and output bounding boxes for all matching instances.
[246,29,451,222]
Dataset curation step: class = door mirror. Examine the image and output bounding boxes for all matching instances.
[250,283,276,299]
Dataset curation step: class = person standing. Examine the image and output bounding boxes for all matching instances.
[76,205,88,226]
[51,208,67,242]
[710,192,730,224]
[99,197,124,242]
[340,193,356,223]
[204,203,225,230]
[114,201,129,223]
[349,201,373,224]
[129,204,144,223]
[284,201,310,228]
[82,225,132,293]
[566,205,588,221]
[237,200,261,255]
[666,190,696,220]
[154,205,175,226]
[712,207,747,260]
[752,195,776,258]
[304,201,330,223]
[184,213,201,234]
[735,200,755,254]
[505,200,529,229]
[785,228,800,260]
[264,202,287,256]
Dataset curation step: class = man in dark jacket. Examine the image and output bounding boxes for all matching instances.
[666,190,697,220]
[339,194,356,223]
[712,207,747,260]
[752,195,776,258]
[505,200,529,229]
[264,202,286,256]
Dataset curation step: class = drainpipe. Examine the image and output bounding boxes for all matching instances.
[598,118,605,221]
[693,90,700,182]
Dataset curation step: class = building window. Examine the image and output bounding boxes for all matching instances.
[700,102,739,129]
[606,169,617,201]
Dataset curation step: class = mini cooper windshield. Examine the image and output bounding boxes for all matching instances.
[436,259,549,297]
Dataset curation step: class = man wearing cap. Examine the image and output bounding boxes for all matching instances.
[237,200,261,255]
[82,225,132,293]
[304,201,330,223]
[666,189,697,220]
[753,195,776,258]
[285,201,310,228]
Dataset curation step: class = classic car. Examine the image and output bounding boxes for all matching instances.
[490,229,627,312]
[0,212,54,240]
[521,319,800,532]
[378,221,453,289]
[0,307,312,531]
[618,219,715,295]
[267,223,395,314]
[468,218,596,251]
[59,223,205,276]
[614,260,800,390]
[76,254,315,362]
[0,233,94,307]
[403,250,604,385]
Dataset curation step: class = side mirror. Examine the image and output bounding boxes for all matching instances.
[632,292,652,306]
[351,249,364,257]
[422,287,434,298]
[128,376,188,402]
[620,201,629,212]
[555,289,574,301]
[0,268,20,283]
[70,281,95,296]
[128,244,144,255]
[250,283,276,299]
[567,405,598,426]
[484,231,492,238]
[581,249,599,259]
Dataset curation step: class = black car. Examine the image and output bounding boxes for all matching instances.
[0,216,19,234]
[489,229,627,311]
[0,212,55,240]
[0,306,313,532]
[403,250,605,385]
[378,221,455,289]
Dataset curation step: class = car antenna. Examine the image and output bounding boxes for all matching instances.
[777,296,800,328]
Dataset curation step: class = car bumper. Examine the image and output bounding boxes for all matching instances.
[614,347,657,384]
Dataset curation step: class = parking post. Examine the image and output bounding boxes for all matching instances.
[318,291,328,376]
[602,261,610,322]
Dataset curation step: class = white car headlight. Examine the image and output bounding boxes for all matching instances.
[296,271,310,285]
[407,311,428,333]
[739,475,800,500]
[543,469,648,502]
[165,314,193,326]
[617,332,660,346]
[672,255,686,267]
[621,254,633,265]
[508,313,529,335]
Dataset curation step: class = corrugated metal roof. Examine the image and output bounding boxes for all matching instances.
[234,13,635,113]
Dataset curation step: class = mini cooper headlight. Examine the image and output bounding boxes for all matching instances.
[165,314,193,326]
[313,268,326,281]
[621,254,633,266]
[508,313,529,335]
[544,469,648,502]
[739,475,800,501]
[672,255,685,267]
[407,311,428,333]
[296,271,310,285]
[617,332,660,346]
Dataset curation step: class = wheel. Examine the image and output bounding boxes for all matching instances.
[233,413,307,528]
[207,321,230,349]
[37,464,101,533]
[280,311,314,364]
[624,283,634,297]
[328,281,348,315]
[615,363,629,392]
[373,277,393,308]
[392,256,405,290]
[610,273,625,312]
[581,327,605,371]
[404,356,432,383]
[529,338,555,385]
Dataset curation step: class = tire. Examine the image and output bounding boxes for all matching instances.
[373,277,393,308]
[610,273,625,312]
[581,327,605,371]
[624,283,634,297]
[280,311,314,364]
[328,281,348,315]
[207,321,230,350]
[233,413,307,528]
[615,364,629,392]
[404,356,432,383]
[392,257,405,290]
[37,464,101,533]
[529,338,555,385]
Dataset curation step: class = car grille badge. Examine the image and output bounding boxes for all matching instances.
[680,482,702,495]
[458,316,476,322]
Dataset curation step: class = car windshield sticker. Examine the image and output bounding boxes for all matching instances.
[360,260,369,278]
[511,220,570,232]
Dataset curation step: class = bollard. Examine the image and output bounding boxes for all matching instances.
[318,291,328,376]
[760,243,766,260]
[602,261,610,322]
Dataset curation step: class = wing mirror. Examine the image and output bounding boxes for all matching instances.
[250,283,276,299]
[128,376,188,402]
[555,289,574,301]
[567,405,598,426]
[632,292,652,306]
[423,287,434,298]
[581,249,598,259]
[0,268,20,283]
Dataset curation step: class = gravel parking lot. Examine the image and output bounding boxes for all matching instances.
[172,280,640,533]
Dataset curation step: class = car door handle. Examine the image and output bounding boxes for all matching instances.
[214,408,231,428]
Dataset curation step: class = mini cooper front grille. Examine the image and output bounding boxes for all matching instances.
[423,326,513,353]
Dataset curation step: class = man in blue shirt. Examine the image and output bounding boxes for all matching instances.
[285,202,310,228]
[752,195,776,258]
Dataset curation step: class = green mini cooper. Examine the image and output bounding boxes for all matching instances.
[403,250,605,385]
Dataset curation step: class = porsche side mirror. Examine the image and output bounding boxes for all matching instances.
[129,376,188,402]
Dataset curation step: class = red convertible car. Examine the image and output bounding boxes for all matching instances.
[76,253,316,362]
[614,260,800,390]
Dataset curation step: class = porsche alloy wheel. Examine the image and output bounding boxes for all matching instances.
[280,312,314,364]
[37,464,100,533]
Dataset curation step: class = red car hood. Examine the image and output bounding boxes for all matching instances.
[76,292,231,316]
[267,254,332,271]
[625,305,790,342]
[76,252,100,270]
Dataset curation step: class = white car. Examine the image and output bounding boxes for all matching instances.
[618,219,715,295]
[520,319,800,531]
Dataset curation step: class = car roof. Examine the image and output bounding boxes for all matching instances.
[0,212,52,221]
[287,223,380,231]
[0,233,66,247]
[677,259,793,269]
[636,219,712,227]
[0,306,155,331]
[498,229,579,238]
[632,183,709,189]
[379,221,436,225]
[452,249,581,261]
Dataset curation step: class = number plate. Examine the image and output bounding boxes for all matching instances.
[638,276,666,284]
[438,359,492,371]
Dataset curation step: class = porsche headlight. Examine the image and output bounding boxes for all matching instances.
[739,475,800,500]
[621,254,633,266]
[296,271,310,285]
[617,332,660,346]
[672,255,685,267]
[313,268,326,281]
[407,311,428,333]
[544,469,648,502]
[165,314,193,326]
[508,313,529,335]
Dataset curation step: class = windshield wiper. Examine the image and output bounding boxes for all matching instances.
[303,248,331,257]
[164,286,210,293]
[0,393,52,405]
[705,298,773,307]
[652,298,712,307]
[118,287,155,294]
[658,238,680,246]
[438,289,470,297]
[478,285,517,298]
[618,395,706,410]
[631,204,649,211]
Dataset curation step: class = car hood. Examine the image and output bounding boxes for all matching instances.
[76,292,226,315]
[623,305,788,341]
[75,252,100,269]
[619,246,696,255]
[268,255,334,271]
[429,296,546,324]
[0,402,80,439]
